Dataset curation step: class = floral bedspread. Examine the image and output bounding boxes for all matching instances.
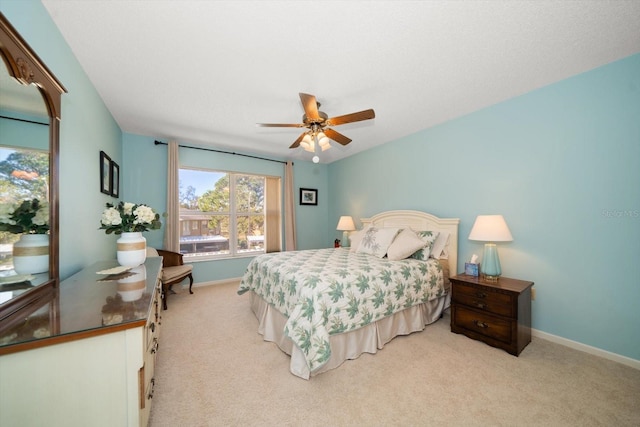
[237,248,444,373]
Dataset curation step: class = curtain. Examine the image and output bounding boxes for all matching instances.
[284,161,296,251]
[265,177,281,253]
[163,140,180,252]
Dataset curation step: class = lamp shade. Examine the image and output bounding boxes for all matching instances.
[468,215,513,242]
[336,216,356,231]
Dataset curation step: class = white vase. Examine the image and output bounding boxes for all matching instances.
[116,232,147,267]
[13,234,49,274]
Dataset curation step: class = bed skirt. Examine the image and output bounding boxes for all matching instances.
[249,291,450,379]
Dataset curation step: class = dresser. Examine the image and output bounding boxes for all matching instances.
[450,274,533,356]
[0,257,162,427]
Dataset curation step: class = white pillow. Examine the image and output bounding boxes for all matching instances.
[387,229,426,260]
[430,230,450,259]
[356,226,401,258]
[349,229,366,252]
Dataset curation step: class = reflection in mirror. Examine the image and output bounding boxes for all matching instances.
[0,63,49,117]
[0,147,50,272]
[0,48,50,282]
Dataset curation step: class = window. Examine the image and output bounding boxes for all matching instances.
[178,168,277,260]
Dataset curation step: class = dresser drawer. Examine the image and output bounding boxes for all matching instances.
[452,306,513,344]
[451,282,514,317]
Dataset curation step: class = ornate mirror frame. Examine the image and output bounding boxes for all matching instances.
[0,13,66,310]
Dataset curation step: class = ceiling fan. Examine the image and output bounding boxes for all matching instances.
[257,93,375,158]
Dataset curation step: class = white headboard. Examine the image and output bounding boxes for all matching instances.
[361,210,460,274]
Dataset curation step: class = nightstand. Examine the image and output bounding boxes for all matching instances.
[450,274,534,356]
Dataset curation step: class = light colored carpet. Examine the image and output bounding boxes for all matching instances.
[149,282,640,426]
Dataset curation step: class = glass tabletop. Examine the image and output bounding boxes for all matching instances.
[0,257,161,350]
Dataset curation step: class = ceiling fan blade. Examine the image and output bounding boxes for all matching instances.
[290,132,307,149]
[326,109,375,126]
[257,123,305,128]
[323,128,352,146]
[299,92,320,120]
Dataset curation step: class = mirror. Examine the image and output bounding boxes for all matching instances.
[0,13,65,317]
[1,69,49,280]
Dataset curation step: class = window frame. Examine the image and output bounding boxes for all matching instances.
[177,167,268,261]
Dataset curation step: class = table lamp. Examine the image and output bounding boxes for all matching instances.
[468,215,513,281]
[336,216,356,247]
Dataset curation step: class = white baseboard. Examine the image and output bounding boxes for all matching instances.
[532,328,640,370]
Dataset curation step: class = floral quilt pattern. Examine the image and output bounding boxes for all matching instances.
[238,248,444,373]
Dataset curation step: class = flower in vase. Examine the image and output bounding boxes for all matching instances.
[99,201,162,234]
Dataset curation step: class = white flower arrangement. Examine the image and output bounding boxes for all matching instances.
[99,201,162,234]
[0,199,49,234]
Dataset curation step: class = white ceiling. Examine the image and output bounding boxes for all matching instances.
[40,0,640,164]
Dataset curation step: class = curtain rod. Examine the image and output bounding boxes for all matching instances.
[0,115,48,126]
[154,140,290,165]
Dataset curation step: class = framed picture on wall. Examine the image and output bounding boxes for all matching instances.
[300,188,318,206]
[110,161,120,198]
[100,151,111,195]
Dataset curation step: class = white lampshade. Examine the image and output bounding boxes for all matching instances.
[468,215,512,281]
[336,216,356,231]
[468,215,513,242]
[336,215,355,248]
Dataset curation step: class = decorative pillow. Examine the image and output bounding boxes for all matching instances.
[349,229,366,252]
[356,226,401,258]
[430,230,450,259]
[387,228,427,260]
[410,230,440,260]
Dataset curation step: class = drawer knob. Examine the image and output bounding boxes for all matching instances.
[475,292,487,298]
[473,301,487,309]
[473,320,489,329]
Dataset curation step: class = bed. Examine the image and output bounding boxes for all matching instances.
[238,210,459,379]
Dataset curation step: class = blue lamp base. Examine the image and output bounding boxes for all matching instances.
[342,231,351,248]
[481,243,502,281]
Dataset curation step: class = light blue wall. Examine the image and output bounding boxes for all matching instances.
[122,132,329,281]
[2,0,123,279]
[328,54,640,361]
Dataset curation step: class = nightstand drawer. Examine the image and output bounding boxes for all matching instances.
[452,283,513,317]
[452,306,512,344]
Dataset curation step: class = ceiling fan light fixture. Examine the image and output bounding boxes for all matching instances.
[315,131,331,151]
[258,93,375,154]
[300,133,314,151]
[304,141,316,153]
